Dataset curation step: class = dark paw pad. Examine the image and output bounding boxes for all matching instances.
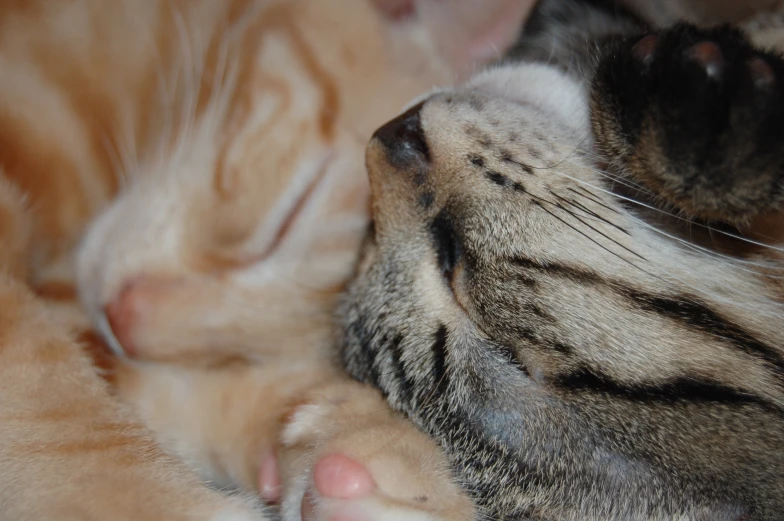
[747,56,776,90]
[686,41,725,79]
[631,35,658,68]
[593,24,784,222]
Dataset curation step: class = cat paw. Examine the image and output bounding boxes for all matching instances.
[274,381,474,521]
[592,24,784,222]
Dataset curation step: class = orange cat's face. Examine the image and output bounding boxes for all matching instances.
[70,0,531,364]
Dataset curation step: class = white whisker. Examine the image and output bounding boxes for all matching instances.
[563,159,784,258]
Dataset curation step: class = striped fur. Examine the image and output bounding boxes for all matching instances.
[340,2,784,519]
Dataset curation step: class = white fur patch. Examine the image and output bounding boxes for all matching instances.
[280,402,330,447]
[467,62,589,133]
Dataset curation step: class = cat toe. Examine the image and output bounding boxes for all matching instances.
[685,40,725,80]
[747,56,776,90]
[277,381,475,521]
[631,34,658,68]
[313,454,376,500]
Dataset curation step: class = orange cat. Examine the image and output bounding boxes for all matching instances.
[0,0,533,519]
[0,184,264,520]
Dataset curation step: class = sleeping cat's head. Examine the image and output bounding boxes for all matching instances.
[73,0,533,363]
[340,19,784,521]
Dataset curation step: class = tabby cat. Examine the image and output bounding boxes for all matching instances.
[337,0,784,519]
[0,0,534,518]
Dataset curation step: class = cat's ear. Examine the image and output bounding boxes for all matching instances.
[371,0,536,77]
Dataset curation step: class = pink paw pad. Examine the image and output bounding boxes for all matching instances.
[313,454,376,500]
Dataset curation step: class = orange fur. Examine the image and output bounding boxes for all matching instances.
[0,0,534,517]
[0,193,263,520]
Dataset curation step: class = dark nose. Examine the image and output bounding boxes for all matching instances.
[372,101,429,168]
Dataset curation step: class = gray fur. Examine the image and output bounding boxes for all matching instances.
[339,2,784,520]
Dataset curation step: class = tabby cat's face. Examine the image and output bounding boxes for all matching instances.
[72,0,532,363]
[341,62,784,518]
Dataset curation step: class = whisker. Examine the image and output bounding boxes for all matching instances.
[533,199,652,276]
[568,185,621,214]
[550,192,629,235]
[512,179,651,273]
[555,165,784,258]
[553,199,646,261]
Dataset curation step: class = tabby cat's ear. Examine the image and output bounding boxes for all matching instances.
[372,0,536,78]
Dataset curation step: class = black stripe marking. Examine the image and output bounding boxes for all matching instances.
[556,367,782,414]
[368,349,383,392]
[344,318,374,378]
[623,289,784,372]
[430,211,462,281]
[468,154,485,167]
[485,170,508,186]
[511,323,572,357]
[509,255,784,372]
[511,255,603,285]
[501,152,535,175]
[492,337,534,375]
[430,324,449,394]
[387,333,415,404]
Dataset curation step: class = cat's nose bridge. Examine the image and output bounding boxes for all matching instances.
[371,101,430,170]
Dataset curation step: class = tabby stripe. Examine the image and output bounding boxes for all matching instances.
[344,317,381,388]
[556,366,783,415]
[430,324,450,395]
[509,255,784,372]
[386,333,415,405]
[511,255,603,285]
[367,335,384,393]
[621,289,784,372]
[495,339,534,376]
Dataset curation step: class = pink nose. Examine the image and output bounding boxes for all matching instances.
[105,275,181,358]
[104,278,147,357]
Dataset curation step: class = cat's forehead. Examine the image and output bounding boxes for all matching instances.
[411,63,592,181]
[460,63,589,131]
